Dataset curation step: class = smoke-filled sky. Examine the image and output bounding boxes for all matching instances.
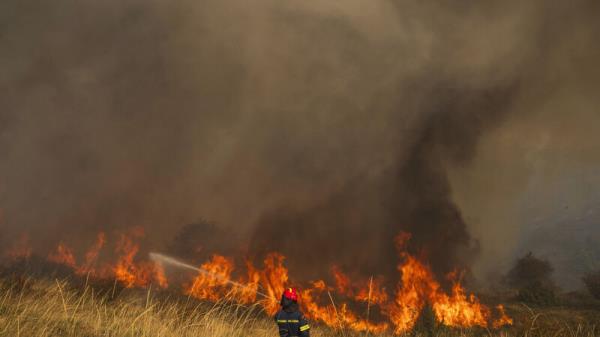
[1,0,599,288]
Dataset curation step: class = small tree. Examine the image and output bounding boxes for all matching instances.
[507,252,557,305]
[516,280,557,306]
[507,252,553,288]
[582,270,600,300]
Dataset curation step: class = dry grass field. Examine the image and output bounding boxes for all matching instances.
[0,275,598,337]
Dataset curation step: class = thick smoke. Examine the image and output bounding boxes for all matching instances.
[250,83,519,281]
[1,0,599,286]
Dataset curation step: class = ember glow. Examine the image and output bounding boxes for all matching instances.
[2,229,512,334]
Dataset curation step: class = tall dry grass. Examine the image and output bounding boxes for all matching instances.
[0,276,597,337]
[0,276,276,337]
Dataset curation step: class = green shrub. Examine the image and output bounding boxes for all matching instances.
[516,281,557,306]
[582,270,600,300]
[507,252,554,288]
[508,252,557,306]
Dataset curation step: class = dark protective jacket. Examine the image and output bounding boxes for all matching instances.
[274,298,310,337]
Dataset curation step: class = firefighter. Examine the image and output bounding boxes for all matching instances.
[274,288,310,337]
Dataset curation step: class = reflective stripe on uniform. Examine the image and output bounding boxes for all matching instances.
[299,324,310,331]
[277,319,299,323]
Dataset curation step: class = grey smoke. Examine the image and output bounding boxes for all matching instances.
[1,0,599,288]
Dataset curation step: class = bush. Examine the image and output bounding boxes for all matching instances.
[507,252,554,288]
[582,270,600,300]
[508,252,557,305]
[516,281,557,306]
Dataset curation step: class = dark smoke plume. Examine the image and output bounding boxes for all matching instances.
[1,0,599,287]
[250,82,519,281]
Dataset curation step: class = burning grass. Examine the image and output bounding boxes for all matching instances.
[0,275,598,337]
[2,229,513,334]
[2,228,512,334]
[1,229,599,336]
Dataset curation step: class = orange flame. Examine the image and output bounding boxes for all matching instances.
[47,242,76,268]
[113,228,166,288]
[355,277,388,305]
[386,254,434,333]
[4,228,512,334]
[258,252,289,314]
[301,279,389,333]
[332,265,352,296]
[41,229,166,288]
[493,305,513,328]
[385,232,512,333]
[186,254,235,302]
[78,232,106,275]
[235,259,260,303]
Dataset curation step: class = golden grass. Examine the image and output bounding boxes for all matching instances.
[0,276,597,337]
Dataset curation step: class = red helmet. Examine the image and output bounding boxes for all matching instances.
[282,287,299,301]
